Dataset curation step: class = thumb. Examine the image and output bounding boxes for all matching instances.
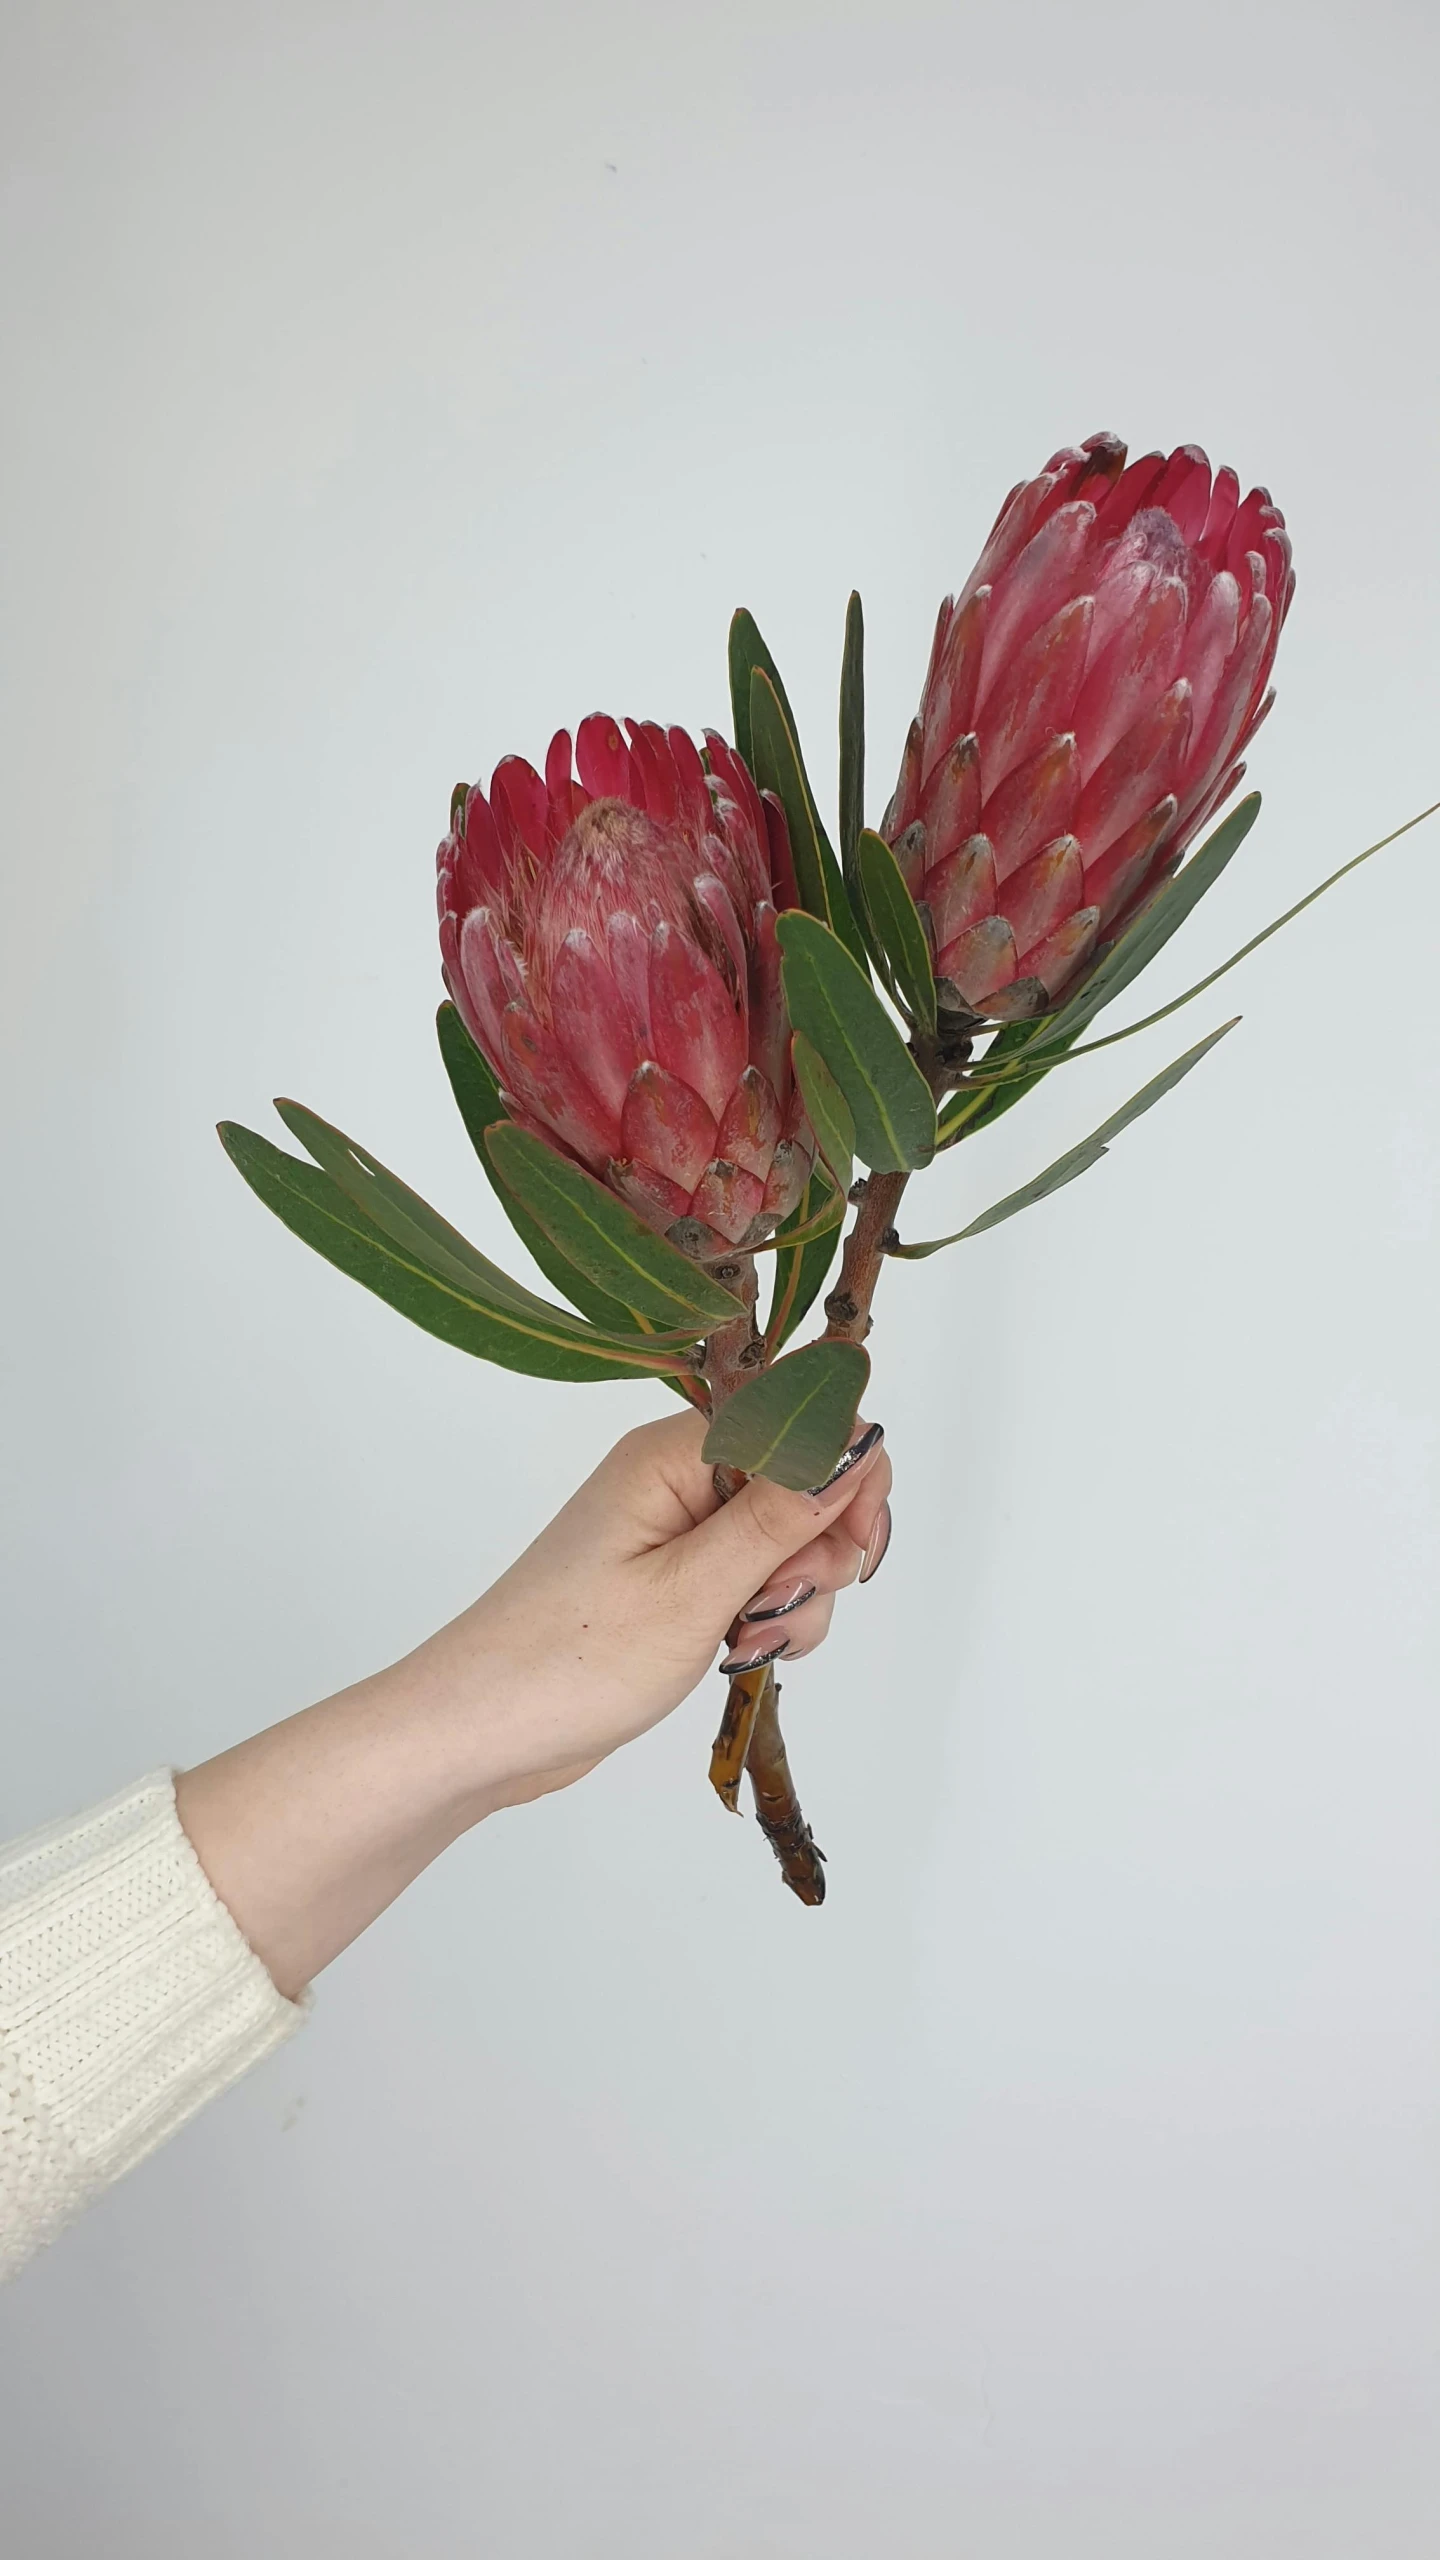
[670,1425,885,1625]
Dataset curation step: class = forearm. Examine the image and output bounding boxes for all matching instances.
[174,1627,498,2002]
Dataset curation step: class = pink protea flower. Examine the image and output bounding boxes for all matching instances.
[887,433,1294,1020]
[438,717,815,1252]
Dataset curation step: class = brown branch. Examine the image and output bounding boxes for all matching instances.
[822,1166,911,1343]
[699,1252,827,1903]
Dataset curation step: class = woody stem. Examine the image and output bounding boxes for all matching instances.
[702,1253,827,1907]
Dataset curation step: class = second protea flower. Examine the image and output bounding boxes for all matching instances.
[887,433,1294,1019]
[438,717,815,1253]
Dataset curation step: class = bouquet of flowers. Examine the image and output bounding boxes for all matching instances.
[222,433,1432,1901]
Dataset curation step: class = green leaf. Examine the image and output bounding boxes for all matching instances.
[219,1122,687,1382]
[748,667,870,970]
[790,1031,855,1191]
[271,1101,697,1346]
[765,1166,845,1351]
[777,911,936,1173]
[856,829,937,1033]
[728,606,808,776]
[891,1022,1238,1257]
[484,1123,747,1331]
[838,591,865,866]
[702,1340,871,1491]
[436,1003,648,1337]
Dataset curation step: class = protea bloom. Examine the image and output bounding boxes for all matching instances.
[438,717,815,1252]
[887,433,1293,1019]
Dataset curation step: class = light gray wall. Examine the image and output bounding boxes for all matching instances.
[2,2,1437,2552]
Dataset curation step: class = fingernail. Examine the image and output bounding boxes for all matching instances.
[718,1637,791,1677]
[806,1421,884,1500]
[860,1500,892,1584]
[740,1578,816,1625]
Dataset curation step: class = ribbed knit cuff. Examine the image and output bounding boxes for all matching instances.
[0,1771,303,2277]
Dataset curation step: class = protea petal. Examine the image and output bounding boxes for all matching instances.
[649,920,746,1122]
[609,1159,692,1232]
[575,714,634,801]
[605,910,653,1052]
[981,734,1080,879]
[620,1060,718,1192]
[715,1064,783,1178]
[748,901,788,1106]
[979,597,1094,794]
[499,1005,615,1172]
[921,591,987,785]
[1074,681,1192,864]
[1028,905,1101,997]
[689,1159,766,1246]
[920,734,983,867]
[936,914,1019,1007]
[997,836,1085,963]
[490,756,549,861]
[1083,795,1178,929]
[456,909,518,1059]
[925,835,997,951]
[762,1138,810,1223]
[550,929,640,1119]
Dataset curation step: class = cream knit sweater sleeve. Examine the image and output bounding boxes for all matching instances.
[0,1771,304,2283]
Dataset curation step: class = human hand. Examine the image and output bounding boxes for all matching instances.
[422,1408,892,1814]
[176,1412,890,1996]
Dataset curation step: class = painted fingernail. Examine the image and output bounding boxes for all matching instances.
[806,1421,884,1499]
[860,1500,892,1584]
[740,1578,816,1625]
[718,1637,791,1677]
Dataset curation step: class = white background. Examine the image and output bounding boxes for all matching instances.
[2,3,1437,2552]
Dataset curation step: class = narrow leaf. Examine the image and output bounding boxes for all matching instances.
[436,1002,647,1336]
[765,1168,845,1352]
[270,1101,696,1350]
[729,607,806,774]
[838,591,865,865]
[485,1123,747,1330]
[790,1031,855,1191]
[892,1021,1238,1257]
[703,1340,870,1491]
[777,911,936,1173]
[856,828,937,1032]
[749,667,870,970]
[219,1123,687,1382]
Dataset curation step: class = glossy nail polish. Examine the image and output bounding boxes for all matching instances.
[740,1578,816,1625]
[718,1636,791,1677]
[860,1500,892,1583]
[806,1421,884,1499]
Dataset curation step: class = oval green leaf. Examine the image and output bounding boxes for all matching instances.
[484,1123,747,1331]
[702,1340,871,1491]
[777,911,936,1174]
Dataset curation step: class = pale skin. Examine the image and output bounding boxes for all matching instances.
[176,1413,892,2000]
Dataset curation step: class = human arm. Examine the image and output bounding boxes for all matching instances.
[2,1411,888,2278]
